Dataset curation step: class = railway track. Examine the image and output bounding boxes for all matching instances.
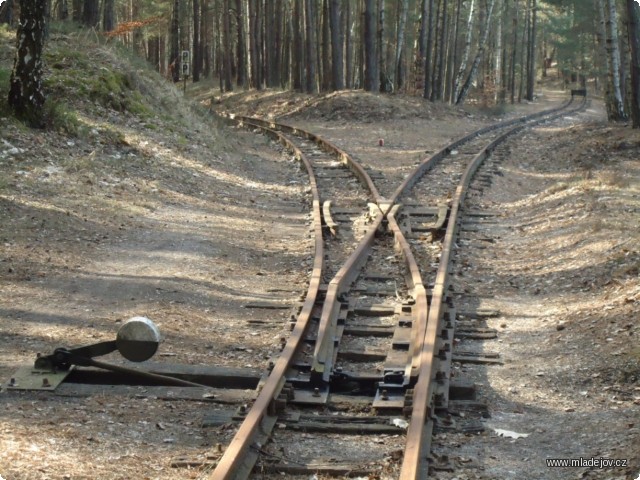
[2,96,587,479]
[204,97,587,479]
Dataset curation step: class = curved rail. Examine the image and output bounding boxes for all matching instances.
[211,122,325,479]
[399,97,587,480]
[211,98,584,479]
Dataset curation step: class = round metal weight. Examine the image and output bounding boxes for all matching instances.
[116,316,161,362]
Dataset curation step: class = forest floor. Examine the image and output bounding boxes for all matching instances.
[1,26,639,480]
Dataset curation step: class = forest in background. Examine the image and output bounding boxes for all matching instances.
[2,0,640,127]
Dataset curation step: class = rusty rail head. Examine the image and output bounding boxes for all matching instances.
[233,115,383,203]
[209,120,325,480]
[311,210,385,383]
[388,98,574,206]
[386,205,429,378]
[399,98,586,480]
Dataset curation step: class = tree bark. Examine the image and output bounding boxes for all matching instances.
[453,0,474,103]
[82,0,98,27]
[627,0,640,127]
[605,0,627,119]
[345,0,352,88]
[235,0,247,88]
[292,0,304,90]
[456,0,496,105]
[192,0,200,82]
[321,0,331,91]
[423,0,434,98]
[9,0,46,128]
[393,0,408,91]
[222,0,233,91]
[329,0,344,90]
[525,0,537,100]
[170,0,180,82]
[102,0,114,32]
[364,0,379,91]
[304,0,318,93]
[509,0,518,103]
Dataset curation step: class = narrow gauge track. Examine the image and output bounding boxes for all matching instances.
[210,97,587,479]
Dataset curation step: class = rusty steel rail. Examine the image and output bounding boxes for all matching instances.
[388,97,574,204]
[211,98,583,479]
[230,115,384,204]
[212,116,383,479]
[210,120,325,479]
[399,97,587,480]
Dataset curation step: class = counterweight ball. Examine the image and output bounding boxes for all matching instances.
[116,316,161,362]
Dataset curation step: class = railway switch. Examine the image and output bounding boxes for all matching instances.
[4,316,165,391]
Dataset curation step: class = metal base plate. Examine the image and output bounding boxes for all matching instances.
[4,365,73,391]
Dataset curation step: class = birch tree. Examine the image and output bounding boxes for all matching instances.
[602,0,627,119]
[364,0,379,91]
[456,0,496,105]
[9,0,46,128]
[627,0,640,127]
[453,0,475,102]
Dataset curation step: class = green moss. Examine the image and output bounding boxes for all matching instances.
[43,101,85,137]
[0,66,11,117]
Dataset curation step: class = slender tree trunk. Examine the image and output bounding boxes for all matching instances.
[518,0,528,102]
[453,0,474,102]
[394,0,409,91]
[9,0,46,128]
[456,0,496,104]
[57,0,68,20]
[525,0,537,100]
[192,0,201,82]
[222,0,233,91]
[378,0,390,91]
[364,0,379,91]
[432,0,447,101]
[170,0,180,82]
[627,0,640,127]
[321,0,331,91]
[72,0,81,22]
[345,0,353,88]
[423,0,434,98]
[305,0,318,93]
[330,0,344,90]
[275,0,283,87]
[510,0,518,103]
[82,0,98,27]
[235,0,246,87]
[494,0,503,103]
[102,0,114,32]
[292,0,304,90]
[605,0,627,119]
[447,0,462,102]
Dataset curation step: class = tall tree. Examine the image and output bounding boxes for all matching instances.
[170,0,180,82]
[456,0,496,104]
[603,0,627,119]
[525,0,537,101]
[82,0,99,27]
[9,0,46,128]
[422,0,435,98]
[453,0,475,102]
[236,0,247,88]
[192,0,201,82]
[222,0,233,91]
[393,0,409,91]
[364,0,379,91]
[304,0,318,93]
[627,0,640,127]
[330,0,344,90]
[102,0,114,32]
